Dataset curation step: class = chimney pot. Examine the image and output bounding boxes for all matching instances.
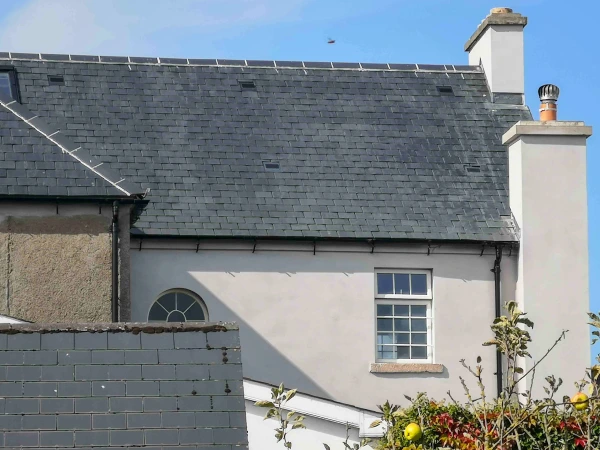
[538,84,560,121]
[491,7,513,14]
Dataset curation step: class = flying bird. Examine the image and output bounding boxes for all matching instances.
[327,38,336,44]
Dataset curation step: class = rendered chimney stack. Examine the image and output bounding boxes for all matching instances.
[538,84,559,121]
[465,7,527,101]
[502,97,592,399]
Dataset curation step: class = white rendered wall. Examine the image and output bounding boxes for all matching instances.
[131,241,522,410]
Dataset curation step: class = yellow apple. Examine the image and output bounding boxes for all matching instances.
[571,392,589,411]
[404,422,422,441]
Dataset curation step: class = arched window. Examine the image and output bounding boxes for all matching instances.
[148,289,208,323]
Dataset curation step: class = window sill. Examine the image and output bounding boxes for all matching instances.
[370,363,444,374]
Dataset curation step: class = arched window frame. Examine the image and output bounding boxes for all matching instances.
[147,288,208,323]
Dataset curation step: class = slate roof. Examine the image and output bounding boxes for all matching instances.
[0,54,532,241]
[0,93,146,198]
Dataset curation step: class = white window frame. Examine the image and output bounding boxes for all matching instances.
[375,269,432,299]
[374,270,433,363]
[147,288,209,323]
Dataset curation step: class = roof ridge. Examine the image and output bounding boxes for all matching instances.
[0,52,482,73]
[0,93,147,199]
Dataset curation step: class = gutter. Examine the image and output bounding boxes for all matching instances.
[131,234,520,247]
[0,195,147,205]
[111,201,119,323]
[492,245,503,397]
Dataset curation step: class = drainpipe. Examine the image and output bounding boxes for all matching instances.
[491,245,503,397]
[111,201,119,323]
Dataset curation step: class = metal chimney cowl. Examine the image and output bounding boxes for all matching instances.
[538,84,559,121]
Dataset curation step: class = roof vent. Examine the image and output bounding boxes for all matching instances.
[48,75,64,85]
[465,164,481,173]
[538,84,559,122]
[263,161,280,171]
[437,86,454,95]
[240,81,256,90]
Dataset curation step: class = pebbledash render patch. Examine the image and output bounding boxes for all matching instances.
[0,322,248,449]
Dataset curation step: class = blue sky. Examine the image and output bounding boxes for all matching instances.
[0,0,597,354]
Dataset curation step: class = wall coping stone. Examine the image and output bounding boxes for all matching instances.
[0,321,238,334]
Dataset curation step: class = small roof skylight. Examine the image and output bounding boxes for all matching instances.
[239,81,256,90]
[437,86,454,95]
[263,161,280,171]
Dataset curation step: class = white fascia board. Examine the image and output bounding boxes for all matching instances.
[243,379,384,438]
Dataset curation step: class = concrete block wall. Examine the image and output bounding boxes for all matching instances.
[0,322,248,449]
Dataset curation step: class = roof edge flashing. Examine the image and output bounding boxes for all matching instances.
[0,52,482,73]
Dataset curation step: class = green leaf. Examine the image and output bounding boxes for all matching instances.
[369,419,382,428]
[285,442,292,449]
[476,356,482,363]
[285,389,298,402]
[514,367,524,374]
[265,409,278,420]
[518,317,534,329]
[255,400,275,408]
[292,423,306,429]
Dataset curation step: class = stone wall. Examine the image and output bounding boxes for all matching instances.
[0,322,248,449]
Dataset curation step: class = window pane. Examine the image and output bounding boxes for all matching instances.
[377,346,395,360]
[394,305,409,316]
[0,73,11,98]
[411,333,427,345]
[184,302,206,321]
[148,303,168,321]
[394,318,410,332]
[394,274,410,294]
[396,346,410,359]
[158,293,176,312]
[411,319,427,332]
[411,274,428,295]
[411,305,427,317]
[377,333,393,345]
[176,293,194,312]
[395,333,409,344]
[167,310,186,322]
[411,346,427,359]
[377,274,393,294]
[377,304,393,316]
[377,318,393,331]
